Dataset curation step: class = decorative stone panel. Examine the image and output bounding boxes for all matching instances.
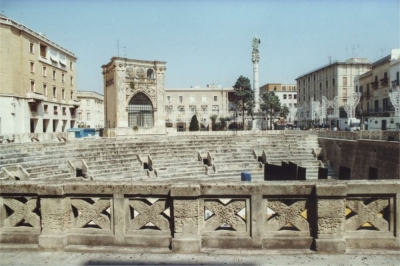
[345,198,389,231]
[203,199,246,232]
[266,199,309,232]
[70,198,111,230]
[128,198,170,232]
[2,197,40,228]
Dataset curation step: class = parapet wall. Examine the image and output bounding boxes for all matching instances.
[0,181,398,253]
[319,138,400,180]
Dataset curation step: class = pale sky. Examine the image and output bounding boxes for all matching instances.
[1,0,399,94]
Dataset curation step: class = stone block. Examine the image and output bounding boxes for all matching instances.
[314,238,346,253]
[171,238,201,253]
[38,235,66,249]
[263,237,313,249]
[171,184,200,197]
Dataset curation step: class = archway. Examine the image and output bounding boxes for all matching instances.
[128,93,154,128]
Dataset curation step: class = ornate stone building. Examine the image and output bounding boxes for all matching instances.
[102,58,166,134]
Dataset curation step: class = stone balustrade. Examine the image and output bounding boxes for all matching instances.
[0,180,398,253]
[317,130,400,141]
[0,132,74,144]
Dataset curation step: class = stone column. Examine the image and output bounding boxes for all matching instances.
[314,184,346,253]
[170,184,201,253]
[252,36,261,130]
[39,197,71,249]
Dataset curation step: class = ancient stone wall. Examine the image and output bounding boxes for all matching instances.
[319,138,399,180]
[0,181,398,253]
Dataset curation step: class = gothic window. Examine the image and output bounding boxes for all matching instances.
[128,93,154,128]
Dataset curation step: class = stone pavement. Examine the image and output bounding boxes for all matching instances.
[0,248,399,266]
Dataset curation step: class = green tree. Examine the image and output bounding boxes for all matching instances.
[233,76,254,130]
[280,105,290,123]
[189,115,199,131]
[210,114,218,130]
[260,91,282,129]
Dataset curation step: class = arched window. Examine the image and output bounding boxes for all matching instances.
[147,68,154,79]
[128,93,154,128]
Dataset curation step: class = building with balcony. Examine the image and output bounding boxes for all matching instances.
[259,83,297,125]
[296,58,371,127]
[0,14,78,134]
[76,91,104,128]
[354,49,400,118]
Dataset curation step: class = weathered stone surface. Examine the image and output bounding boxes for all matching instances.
[70,198,111,230]
[317,200,345,235]
[345,199,389,231]
[174,199,199,234]
[267,200,309,232]
[2,197,40,228]
[128,199,169,231]
[171,184,200,197]
[204,200,246,232]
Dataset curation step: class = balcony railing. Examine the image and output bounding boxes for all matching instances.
[380,77,388,87]
[371,81,379,90]
[392,80,399,88]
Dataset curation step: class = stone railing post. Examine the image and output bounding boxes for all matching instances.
[113,193,125,245]
[170,184,201,253]
[314,184,347,253]
[39,196,70,249]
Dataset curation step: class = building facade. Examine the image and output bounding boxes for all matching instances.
[76,91,104,128]
[354,49,400,117]
[102,57,166,134]
[0,15,79,135]
[259,83,297,125]
[164,85,235,131]
[296,58,371,127]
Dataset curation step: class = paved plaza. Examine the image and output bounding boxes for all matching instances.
[0,249,399,265]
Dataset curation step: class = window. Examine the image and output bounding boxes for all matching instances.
[202,105,208,114]
[212,105,219,114]
[283,94,287,99]
[178,105,185,113]
[43,66,47,76]
[86,100,90,106]
[30,80,35,92]
[62,89,65,100]
[70,62,73,71]
[70,91,73,100]
[62,73,65,82]
[343,88,347,97]
[43,84,47,95]
[343,77,347,86]
[62,107,66,115]
[53,106,58,115]
[52,70,56,79]
[333,78,335,86]
[202,96,207,102]
[179,96,183,103]
[294,103,297,107]
[78,112,82,120]
[44,105,48,114]
[214,96,217,101]
[87,113,90,120]
[189,96,195,102]
[30,62,35,72]
[288,94,292,99]
[53,86,57,98]
[40,43,47,58]
[289,103,292,107]
[167,96,171,102]
[274,86,277,91]
[70,76,73,85]
[29,42,34,53]
[356,85,358,92]
[294,95,297,99]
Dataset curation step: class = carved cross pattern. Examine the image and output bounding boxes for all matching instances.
[3,198,40,228]
[267,201,309,231]
[71,198,111,229]
[204,200,246,231]
[129,199,169,231]
[346,199,389,231]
